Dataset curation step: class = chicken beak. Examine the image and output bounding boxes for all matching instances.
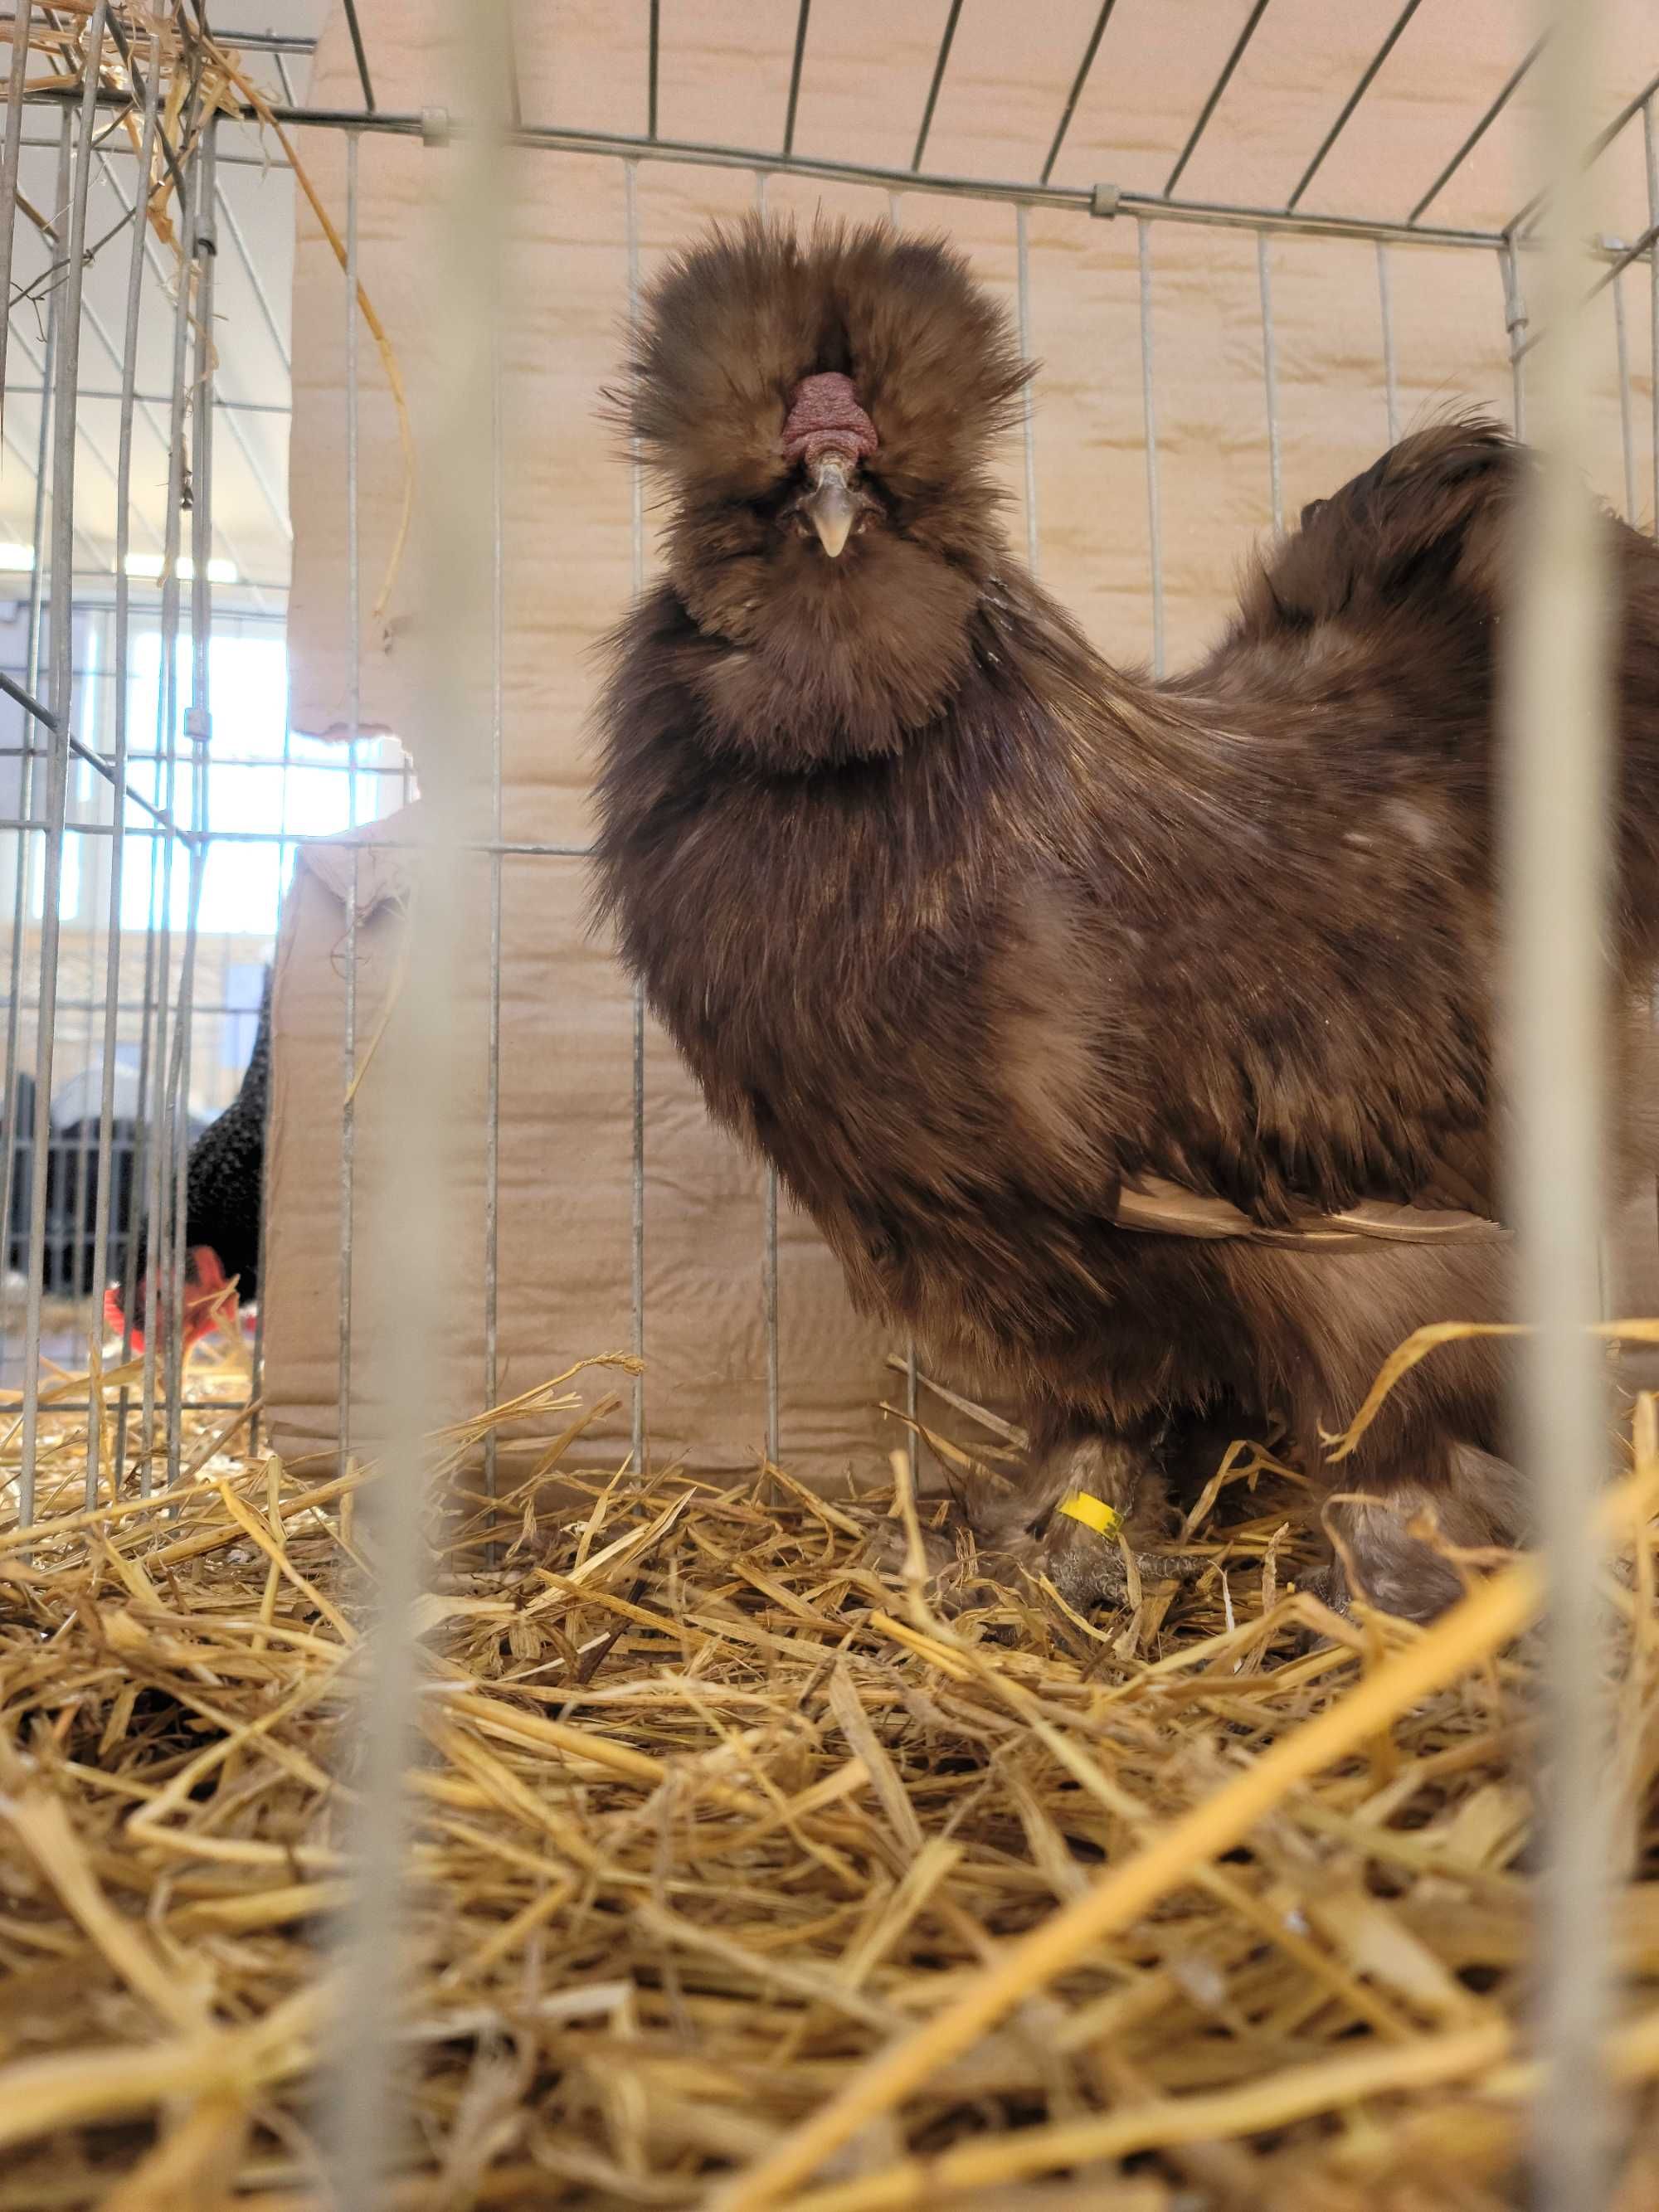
[804,455,857,558]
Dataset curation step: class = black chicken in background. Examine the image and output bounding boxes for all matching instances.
[4,1067,147,1298]
[46,1109,143,1298]
[3,1070,36,1281]
[106,968,270,1352]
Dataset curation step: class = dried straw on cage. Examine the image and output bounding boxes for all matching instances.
[14,2,414,618]
[5,1338,1659,2210]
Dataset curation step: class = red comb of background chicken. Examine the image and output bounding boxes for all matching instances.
[105,1244,236,1355]
[781,372,878,468]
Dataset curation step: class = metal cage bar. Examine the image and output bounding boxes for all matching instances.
[626,157,647,1470]
[0,13,1651,2200]
[1376,239,1401,445]
[0,0,29,414]
[324,3,508,2192]
[1257,229,1283,532]
[1613,265,1638,523]
[1647,100,1659,535]
[1502,240,1530,436]
[749,164,781,1467]
[781,0,810,161]
[1408,33,1543,227]
[1286,0,1425,213]
[0,131,55,1341]
[911,0,961,174]
[163,109,218,1491]
[1511,7,1618,2203]
[83,28,159,1505]
[1040,0,1117,187]
[646,0,659,141]
[1509,61,1659,243]
[1136,218,1165,680]
[138,70,205,1493]
[338,129,362,1487]
[2,42,1652,278]
[484,241,505,1512]
[341,0,376,115]
[17,12,105,1526]
[1164,0,1272,198]
[1016,202,1039,572]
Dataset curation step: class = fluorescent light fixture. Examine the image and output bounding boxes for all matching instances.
[0,542,36,572]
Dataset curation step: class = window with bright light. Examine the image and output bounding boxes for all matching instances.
[119,628,401,936]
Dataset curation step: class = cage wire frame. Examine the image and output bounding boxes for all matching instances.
[0,0,1644,2199]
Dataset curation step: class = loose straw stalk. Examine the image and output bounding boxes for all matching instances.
[2,1335,1656,2205]
[715,1553,1545,2209]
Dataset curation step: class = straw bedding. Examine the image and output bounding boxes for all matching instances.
[4,1341,1659,2210]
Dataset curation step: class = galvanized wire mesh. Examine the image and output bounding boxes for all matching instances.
[0,1,1645,2200]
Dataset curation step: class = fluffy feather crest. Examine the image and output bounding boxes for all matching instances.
[612,216,1030,518]
[599,219,1036,763]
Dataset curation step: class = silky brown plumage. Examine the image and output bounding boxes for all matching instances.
[592,218,1659,1622]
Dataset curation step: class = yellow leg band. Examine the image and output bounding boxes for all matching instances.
[1058,1491,1122,1539]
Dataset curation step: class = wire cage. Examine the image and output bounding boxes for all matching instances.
[1,2,1656,2205]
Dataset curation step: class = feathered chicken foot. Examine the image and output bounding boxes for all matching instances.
[1033,1511,1213,1616]
[873,1518,1209,1618]
[867,1427,1210,1618]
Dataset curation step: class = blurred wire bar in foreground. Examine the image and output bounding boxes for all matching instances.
[319,2,509,2202]
[1503,3,1618,2205]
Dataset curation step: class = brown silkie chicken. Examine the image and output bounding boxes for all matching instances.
[592,218,1659,1626]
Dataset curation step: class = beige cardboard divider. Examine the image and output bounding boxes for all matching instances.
[263,802,902,1487]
